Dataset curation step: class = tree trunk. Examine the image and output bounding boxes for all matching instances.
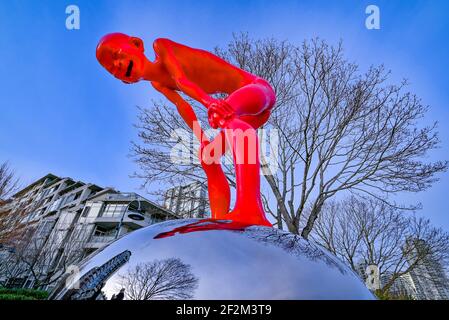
[276,207,283,230]
[301,198,325,239]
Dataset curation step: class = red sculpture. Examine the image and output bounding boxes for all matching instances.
[96,33,275,227]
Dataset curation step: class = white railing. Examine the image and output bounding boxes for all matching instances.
[105,192,141,201]
[89,235,115,243]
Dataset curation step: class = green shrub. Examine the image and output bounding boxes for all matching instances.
[0,287,48,300]
[0,293,37,300]
[374,289,414,300]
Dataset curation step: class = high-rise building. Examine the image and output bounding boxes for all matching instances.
[0,173,178,291]
[164,181,208,219]
[380,272,418,299]
[355,261,369,283]
[356,247,449,300]
[355,261,417,298]
[406,239,449,300]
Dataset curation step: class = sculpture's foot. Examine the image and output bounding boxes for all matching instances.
[227,207,272,227]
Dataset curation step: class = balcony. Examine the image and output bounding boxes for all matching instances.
[94,212,150,229]
[84,235,116,249]
[103,192,142,202]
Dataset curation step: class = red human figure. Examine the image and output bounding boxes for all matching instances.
[96,33,275,227]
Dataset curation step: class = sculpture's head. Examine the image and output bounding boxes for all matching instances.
[96,33,146,84]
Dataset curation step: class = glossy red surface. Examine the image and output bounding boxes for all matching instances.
[97,33,275,227]
[153,219,249,239]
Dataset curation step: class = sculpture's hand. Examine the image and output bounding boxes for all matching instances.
[208,100,235,129]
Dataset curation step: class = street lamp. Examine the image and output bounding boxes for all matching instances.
[115,195,143,239]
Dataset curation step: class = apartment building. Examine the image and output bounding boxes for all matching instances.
[164,181,209,219]
[406,239,449,300]
[356,251,448,300]
[0,174,178,291]
[380,272,418,299]
[80,189,178,255]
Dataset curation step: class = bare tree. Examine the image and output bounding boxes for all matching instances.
[0,224,39,287]
[119,258,198,300]
[131,34,447,238]
[1,217,92,289]
[0,162,18,200]
[312,196,449,297]
[0,162,29,245]
[0,203,35,247]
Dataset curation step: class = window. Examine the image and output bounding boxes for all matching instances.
[101,204,127,218]
[44,185,57,196]
[92,226,116,241]
[62,194,74,206]
[37,220,55,237]
[24,279,34,289]
[43,189,50,197]
[49,249,64,271]
[6,278,25,288]
[94,225,115,236]
[81,206,91,217]
[48,198,63,212]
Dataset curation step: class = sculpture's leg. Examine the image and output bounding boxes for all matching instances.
[223,118,271,227]
[198,130,230,219]
[152,85,231,219]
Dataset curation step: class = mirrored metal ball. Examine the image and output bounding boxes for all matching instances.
[51,219,374,300]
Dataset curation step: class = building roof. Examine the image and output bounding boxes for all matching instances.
[85,188,119,201]
[11,173,179,219]
[12,173,60,198]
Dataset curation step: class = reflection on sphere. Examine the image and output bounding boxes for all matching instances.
[51,219,374,300]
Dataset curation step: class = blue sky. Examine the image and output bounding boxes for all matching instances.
[0,0,448,229]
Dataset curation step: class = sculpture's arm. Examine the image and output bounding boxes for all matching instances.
[152,82,203,140]
[155,39,215,109]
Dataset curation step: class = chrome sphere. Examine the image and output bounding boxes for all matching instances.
[51,219,374,300]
